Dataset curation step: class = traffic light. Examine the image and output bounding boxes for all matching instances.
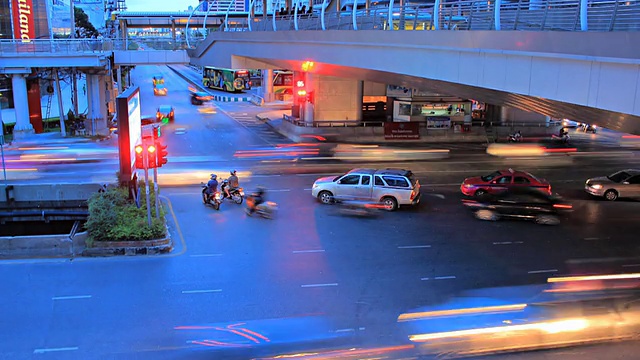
[156,140,168,167]
[147,143,157,168]
[135,145,144,169]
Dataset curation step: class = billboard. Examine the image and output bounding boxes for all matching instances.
[12,0,36,42]
[116,86,142,184]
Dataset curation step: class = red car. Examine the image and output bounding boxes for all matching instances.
[461,169,551,197]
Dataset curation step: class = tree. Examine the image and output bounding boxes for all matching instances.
[74,7,99,38]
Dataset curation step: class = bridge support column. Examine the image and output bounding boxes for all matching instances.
[11,74,34,139]
[303,72,315,125]
[86,74,109,136]
[500,106,509,125]
[262,69,274,103]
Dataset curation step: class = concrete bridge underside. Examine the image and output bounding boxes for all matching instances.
[190,30,640,135]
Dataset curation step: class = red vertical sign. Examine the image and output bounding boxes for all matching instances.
[12,0,36,42]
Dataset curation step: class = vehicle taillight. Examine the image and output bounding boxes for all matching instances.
[553,204,572,209]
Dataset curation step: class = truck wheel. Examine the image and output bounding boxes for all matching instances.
[381,197,398,211]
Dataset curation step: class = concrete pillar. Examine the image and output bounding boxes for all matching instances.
[11,74,34,139]
[86,73,107,135]
[262,69,274,103]
[304,72,314,125]
[117,66,123,94]
[500,105,509,125]
[171,19,176,50]
[262,0,268,18]
[356,80,363,121]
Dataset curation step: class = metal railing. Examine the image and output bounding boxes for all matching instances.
[0,38,191,55]
[216,0,640,36]
[283,115,562,128]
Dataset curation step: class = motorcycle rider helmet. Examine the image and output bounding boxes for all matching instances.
[210,174,217,180]
[230,170,237,176]
[256,186,266,196]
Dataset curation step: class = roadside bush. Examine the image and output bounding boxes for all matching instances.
[85,185,166,242]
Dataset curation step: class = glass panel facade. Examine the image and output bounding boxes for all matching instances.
[0,0,12,40]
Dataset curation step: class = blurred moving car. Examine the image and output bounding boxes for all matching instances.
[585,169,640,201]
[461,169,551,197]
[153,83,167,96]
[462,187,572,225]
[190,90,213,105]
[312,168,421,211]
[156,105,174,123]
[400,283,640,358]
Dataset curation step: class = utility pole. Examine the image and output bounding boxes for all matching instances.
[0,108,6,182]
[153,166,159,219]
[143,145,152,227]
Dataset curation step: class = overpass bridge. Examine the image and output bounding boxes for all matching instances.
[183,0,640,134]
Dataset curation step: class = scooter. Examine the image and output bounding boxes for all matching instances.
[221,180,244,204]
[201,183,222,210]
[245,196,277,219]
[508,134,523,143]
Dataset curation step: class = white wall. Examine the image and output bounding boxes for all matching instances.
[503,107,547,123]
[314,76,362,122]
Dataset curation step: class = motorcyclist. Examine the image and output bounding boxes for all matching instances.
[247,187,265,215]
[206,174,218,201]
[224,170,240,198]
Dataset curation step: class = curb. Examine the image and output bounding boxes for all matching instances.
[167,65,250,102]
[82,237,173,257]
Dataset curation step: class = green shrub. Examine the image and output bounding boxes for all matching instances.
[85,185,166,242]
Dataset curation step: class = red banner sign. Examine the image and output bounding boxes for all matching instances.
[384,122,420,140]
[12,0,36,42]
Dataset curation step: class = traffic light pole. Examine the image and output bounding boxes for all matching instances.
[143,150,152,227]
[153,167,159,219]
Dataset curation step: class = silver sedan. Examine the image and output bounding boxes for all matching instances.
[585,169,640,201]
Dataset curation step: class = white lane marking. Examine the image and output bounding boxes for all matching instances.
[398,245,431,249]
[190,254,223,257]
[426,194,446,199]
[303,188,313,191]
[301,283,338,288]
[421,276,456,280]
[528,269,558,274]
[622,264,640,268]
[34,347,78,354]
[292,249,325,253]
[493,241,523,245]
[52,295,91,301]
[335,328,355,333]
[584,237,600,240]
[251,174,281,177]
[270,189,291,192]
[182,289,222,294]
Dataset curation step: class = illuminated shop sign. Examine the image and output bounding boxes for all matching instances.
[12,0,36,42]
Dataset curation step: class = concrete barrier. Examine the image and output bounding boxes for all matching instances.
[0,231,88,259]
[0,183,106,204]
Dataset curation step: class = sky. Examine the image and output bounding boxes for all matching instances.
[125,0,198,12]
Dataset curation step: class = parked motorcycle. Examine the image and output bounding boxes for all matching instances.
[245,196,277,219]
[201,183,222,210]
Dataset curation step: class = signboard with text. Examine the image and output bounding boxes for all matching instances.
[12,0,36,42]
[384,122,420,140]
[116,86,142,184]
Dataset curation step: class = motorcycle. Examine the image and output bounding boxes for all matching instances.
[335,199,385,217]
[221,180,244,204]
[245,196,277,219]
[201,183,222,210]
[508,134,523,143]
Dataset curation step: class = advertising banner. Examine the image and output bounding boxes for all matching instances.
[384,122,420,140]
[12,0,36,42]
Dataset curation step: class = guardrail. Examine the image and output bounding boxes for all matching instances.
[283,115,561,128]
[208,0,640,38]
[0,38,192,55]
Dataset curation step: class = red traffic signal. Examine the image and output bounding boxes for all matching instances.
[134,145,144,169]
[156,140,168,167]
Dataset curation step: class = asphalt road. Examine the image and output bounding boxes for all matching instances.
[1,65,640,359]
